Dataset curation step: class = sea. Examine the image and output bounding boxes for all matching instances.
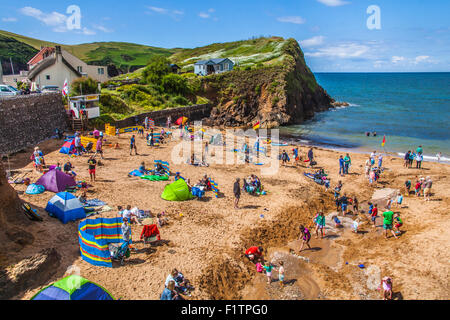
[279,72,450,163]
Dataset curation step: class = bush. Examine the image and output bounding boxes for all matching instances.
[142,56,171,85]
[99,93,131,114]
[161,74,190,95]
[71,77,99,96]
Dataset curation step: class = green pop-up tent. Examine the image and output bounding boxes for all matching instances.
[161,179,194,201]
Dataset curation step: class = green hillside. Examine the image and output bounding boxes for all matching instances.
[0,33,38,74]
[0,30,175,74]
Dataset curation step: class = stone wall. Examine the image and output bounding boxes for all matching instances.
[0,93,68,155]
[112,103,213,128]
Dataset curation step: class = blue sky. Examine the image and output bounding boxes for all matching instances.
[1,0,449,72]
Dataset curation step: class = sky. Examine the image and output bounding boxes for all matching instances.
[1,0,449,72]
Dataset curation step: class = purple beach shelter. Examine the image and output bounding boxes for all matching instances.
[35,170,77,193]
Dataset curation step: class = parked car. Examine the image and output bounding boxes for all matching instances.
[41,85,60,93]
[0,85,20,97]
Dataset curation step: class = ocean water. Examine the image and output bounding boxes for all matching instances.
[280,73,450,163]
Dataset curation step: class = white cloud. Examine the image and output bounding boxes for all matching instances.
[173,10,184,15]
[2,17,18,22]
[208,8,215,13]
[305,43,369,59]
[414,55,430,64]
[317,0,350,7]
[147,6,168,14]
[94,25,113,33]
[199,12,211,19]
[391,56,405,64]
[300,36,325,48]
[80,27,96,36]
[20,7,67,28]
[277,16,306,24]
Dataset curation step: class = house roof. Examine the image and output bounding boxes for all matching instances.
[195,58,233,65]
[28,55,82,80]
[28,47,55,67]
[170,64,181,69]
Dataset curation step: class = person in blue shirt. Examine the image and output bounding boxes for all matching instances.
[339,156,345,176]
[130,135,138,155]
[161,281,178,300]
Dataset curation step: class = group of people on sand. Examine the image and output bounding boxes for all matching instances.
[403,145,425,169]
[280,147,316,168]
[161,269,194,300]
[245,246,285,286]
[364,151,384,184]
[405,176,433,201]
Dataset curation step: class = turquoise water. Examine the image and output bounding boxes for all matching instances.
[280,73,450,162]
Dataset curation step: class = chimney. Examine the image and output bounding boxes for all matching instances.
[55,46,62,62]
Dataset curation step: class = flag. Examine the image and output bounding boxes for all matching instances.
[62,79,69,97]
[253,121,260,130]
[382,135,386,147]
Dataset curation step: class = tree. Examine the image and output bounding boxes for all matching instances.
[161,74,189,95]
[142,56,171,85]
[70,77,99,96]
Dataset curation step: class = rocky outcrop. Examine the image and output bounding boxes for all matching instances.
[0,248,61,299]
[201,39,335,128]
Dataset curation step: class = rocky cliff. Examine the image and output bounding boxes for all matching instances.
[200,39,335,128]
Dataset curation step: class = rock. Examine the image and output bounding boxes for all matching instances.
[332,101,350,107]
[0,248,61,299]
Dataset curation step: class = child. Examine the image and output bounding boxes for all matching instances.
[314,212,326,239]
[256,259,264,273]
[298,225,312,252]
[333,216,342,228]
[352,216,360,233]
[367,202,374,216]
[55,162,62,171]
[278,261,285,288]
[87,156,97,182]
[381,277,393,300]
[395,193,403,208]
[414,180,421,197]
[80,180,88,193]
[263,261,274,285]
[157,213,169,227]
[405,180,411,195]
[353,196,359,213]
[393,213,403,235]
[371,204,378,228]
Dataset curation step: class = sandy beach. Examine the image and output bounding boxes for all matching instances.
[2,128,449,300]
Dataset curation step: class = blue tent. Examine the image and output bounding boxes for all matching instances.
[31,275,114,300]
[25,184,45,195]
[45,192,86,224]
[60,139,77,155]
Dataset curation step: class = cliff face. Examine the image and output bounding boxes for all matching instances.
[201,39,334,128]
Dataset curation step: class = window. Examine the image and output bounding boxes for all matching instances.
[46,75,51,80]
[1,87,11,92]
[98,68,104,75]
[77,66,83,73]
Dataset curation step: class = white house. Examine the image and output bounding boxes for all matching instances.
[194,58,234,76]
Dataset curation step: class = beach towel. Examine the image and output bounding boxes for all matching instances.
[140,224,161,241]
[26,184,45,195]
[129,170,144,177]
[84,199,106,207]
[141,175,170,181]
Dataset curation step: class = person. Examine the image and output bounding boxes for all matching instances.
[334,181,342,200]
[256,259,264,273]
[344,153,351,174]
[404,151,411,168]
[370,151,377,165]
[371,204,378,228]
[93,129,100,140]
[333,216,342,228]
[167,116,171,128]
[74,133,83,155]
[416,152,423,169]
[144,116,149,130]
[395,193,403,208]
[161,280,180,300]
[385,198,392,211]
[263,261,274,285]
[78,191,87,204]
[174,172,183,181]
[340,194,349,215]
[369,168,376,185]
[34,153,44,172]
[313,212,326,239]
[87,156,97,182]
[298,225,311,252]
[149,128,154,146]
[308,148,314,167]
[381,277,393,300]
[373,131,377,137]
[353,196,359,213]
[281,151,289,165]
[414,180,421,197]
[55,162,62,171]
[157,213,169,227]
[409,151,415,167]
[63,161,74,176]
[436,152,442,163]
[405,180,412,195]
[293,147,300,165]
[393,213,403,235]
[234,178,241,209]
[121,218,132,244]
[122,205,141,225]
[130,135,138,155]
[204,142,209,158]
[339,155,345,176]
[352,217,359,233]
[116,128,120,137]
[416,145,423,155]
[165,269,192,296]
[94,137,104,159]
[278,261,285,287]
[382,210,398,239]
[378,154,383,168]
[365,156,372,177]
[424,176,432,201]
[245,246,263,261]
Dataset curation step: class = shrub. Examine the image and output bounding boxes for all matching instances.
[71,77,99,96]
[142,56,171,85]
[99,93,131,114]
[161,73,190,95]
